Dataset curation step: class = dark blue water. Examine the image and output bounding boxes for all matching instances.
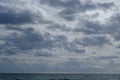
[0,73,120,80]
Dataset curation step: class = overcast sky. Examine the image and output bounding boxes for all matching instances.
[0,0,120,73]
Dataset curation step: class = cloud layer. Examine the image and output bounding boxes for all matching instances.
[0,0,120,73]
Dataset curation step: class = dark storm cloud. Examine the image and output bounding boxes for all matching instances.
[74,36,110,47]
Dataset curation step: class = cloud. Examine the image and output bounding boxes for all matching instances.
[4,27,45,50]
[40,0,81,9]
[65,42,86,54]
[0,26,57,56]
[0,0,50,25]
[0,10,33,24]
[0,3,34,24]
[41,0,115,10]
[0,0,120,73]
[58,8,76,21]
[97,2,115,9]
[34,51,55,57]
[74,36,110,47]
[54,0,115,21]
[105,13,120,41]
[47,23,70,32]
[74,20,103,34]
[91,56,119,60]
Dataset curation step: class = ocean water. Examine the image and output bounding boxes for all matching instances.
[0,74,120,80]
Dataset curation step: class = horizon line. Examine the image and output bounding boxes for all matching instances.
[0,72,120,74]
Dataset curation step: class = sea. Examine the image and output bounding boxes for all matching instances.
[0,73,120,80]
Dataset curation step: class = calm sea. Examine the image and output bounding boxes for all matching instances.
[0,73,120,80]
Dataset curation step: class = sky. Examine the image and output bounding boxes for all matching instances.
[0,0,120,73]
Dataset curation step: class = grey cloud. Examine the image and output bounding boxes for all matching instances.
[52,35,68,48]
[0,0,118,73]
[4,27,45,50]
[91,56,119,60]
[97,2,115,9]
[41,0,95,11]
[41,0,80,21]
[40,0,81,9]
[74,36,110,47]
[5,25,24,31]
[111,14,120,41]
[104,13,120,41]
[0,48,18,56]
[67,47,85,54]
[0,4,50,25]
[65,42,85,54]
[43,33,86,54]
[41,0,115,11]
[52,35,86,54]
[34,51,55,57]
[42,0,115,21]
[0,5,33,24]
[81,36,110,46]
[116,45,120,49]
[0,57,18,63]
[58,8,76,21]
[0,26,54,55]
[47,23,70,31]
[74,21,103,34]
[0,25,86,55]
[40,0,63,8]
